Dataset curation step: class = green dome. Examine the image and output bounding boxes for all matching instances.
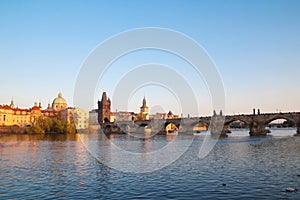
[52,93,67,105]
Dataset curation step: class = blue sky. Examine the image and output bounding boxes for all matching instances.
[0,0,300,115]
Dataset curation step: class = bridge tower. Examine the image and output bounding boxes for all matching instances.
[139,96,149,120]
[98,92,111,125]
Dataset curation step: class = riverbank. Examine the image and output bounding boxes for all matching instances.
[0,126,29,134]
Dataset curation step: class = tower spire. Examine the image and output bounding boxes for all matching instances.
[102,92,107,101]
[142,96,147,107]
[139,96,149,120]
[10,98,14,108]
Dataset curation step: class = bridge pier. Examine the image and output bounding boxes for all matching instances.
[295,123,300,136]
[210,115,226,137]
[220,124,229,137]
[249,121,267,136]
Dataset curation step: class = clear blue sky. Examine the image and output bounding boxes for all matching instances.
[0,0,300,115]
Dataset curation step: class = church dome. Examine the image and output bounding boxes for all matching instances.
[52,93,67,111]
[52,93,67,105]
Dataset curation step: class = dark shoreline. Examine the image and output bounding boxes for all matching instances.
[0,126,29,134]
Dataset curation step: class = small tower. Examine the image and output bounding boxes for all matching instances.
[98,92,111,124]
[10,99,14,108]
[140,96,149,120]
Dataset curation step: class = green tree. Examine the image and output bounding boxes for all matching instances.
[29,116,76,134]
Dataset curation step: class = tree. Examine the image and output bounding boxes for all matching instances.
[29,117,76,134]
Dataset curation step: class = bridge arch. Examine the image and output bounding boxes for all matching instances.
[224,116,252,126]
[133,120,150,127]
[103,124,112,134]
[165,122,179,134]
[218,116,252,136]
[193,121,209,131]
[190,120,210,128]
[224,119,250,130]
[263,115,296,126]
[103,117,110,123]
[139,123,149,127]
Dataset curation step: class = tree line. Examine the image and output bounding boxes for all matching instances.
[29,117,76,134]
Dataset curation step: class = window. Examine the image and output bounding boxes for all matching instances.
[3,115,6,121]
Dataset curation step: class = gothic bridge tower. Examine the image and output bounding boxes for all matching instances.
[98,92,111,124]
[139,96,149,120]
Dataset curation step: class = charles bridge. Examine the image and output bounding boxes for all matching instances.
[98,92,300,137]
[100,110,300,137]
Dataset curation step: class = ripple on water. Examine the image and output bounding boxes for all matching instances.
[0,131,300,199]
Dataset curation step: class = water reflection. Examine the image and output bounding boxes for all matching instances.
[78,129,195,173]
[0,129,300,199]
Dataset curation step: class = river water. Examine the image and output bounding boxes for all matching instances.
[0,128,300,199]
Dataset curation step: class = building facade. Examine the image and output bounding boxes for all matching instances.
[111,111,136,122]
[89,109,99,125]
[61,107,89,130]
[0,100,57,127]
[0,93,89,129]
[73,107,89,130]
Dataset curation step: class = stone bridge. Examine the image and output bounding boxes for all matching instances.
[221,112,300,136]
[101,112,300,137]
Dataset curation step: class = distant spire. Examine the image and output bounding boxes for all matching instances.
[10,98,14,108]
[142,96,147,107]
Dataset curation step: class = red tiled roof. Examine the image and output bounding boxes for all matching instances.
[14,108,30,112]
[31,106,41,111]
[2,105,12,110]
[0,103,59,117]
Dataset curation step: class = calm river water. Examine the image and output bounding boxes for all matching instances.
[1,128,300,199]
